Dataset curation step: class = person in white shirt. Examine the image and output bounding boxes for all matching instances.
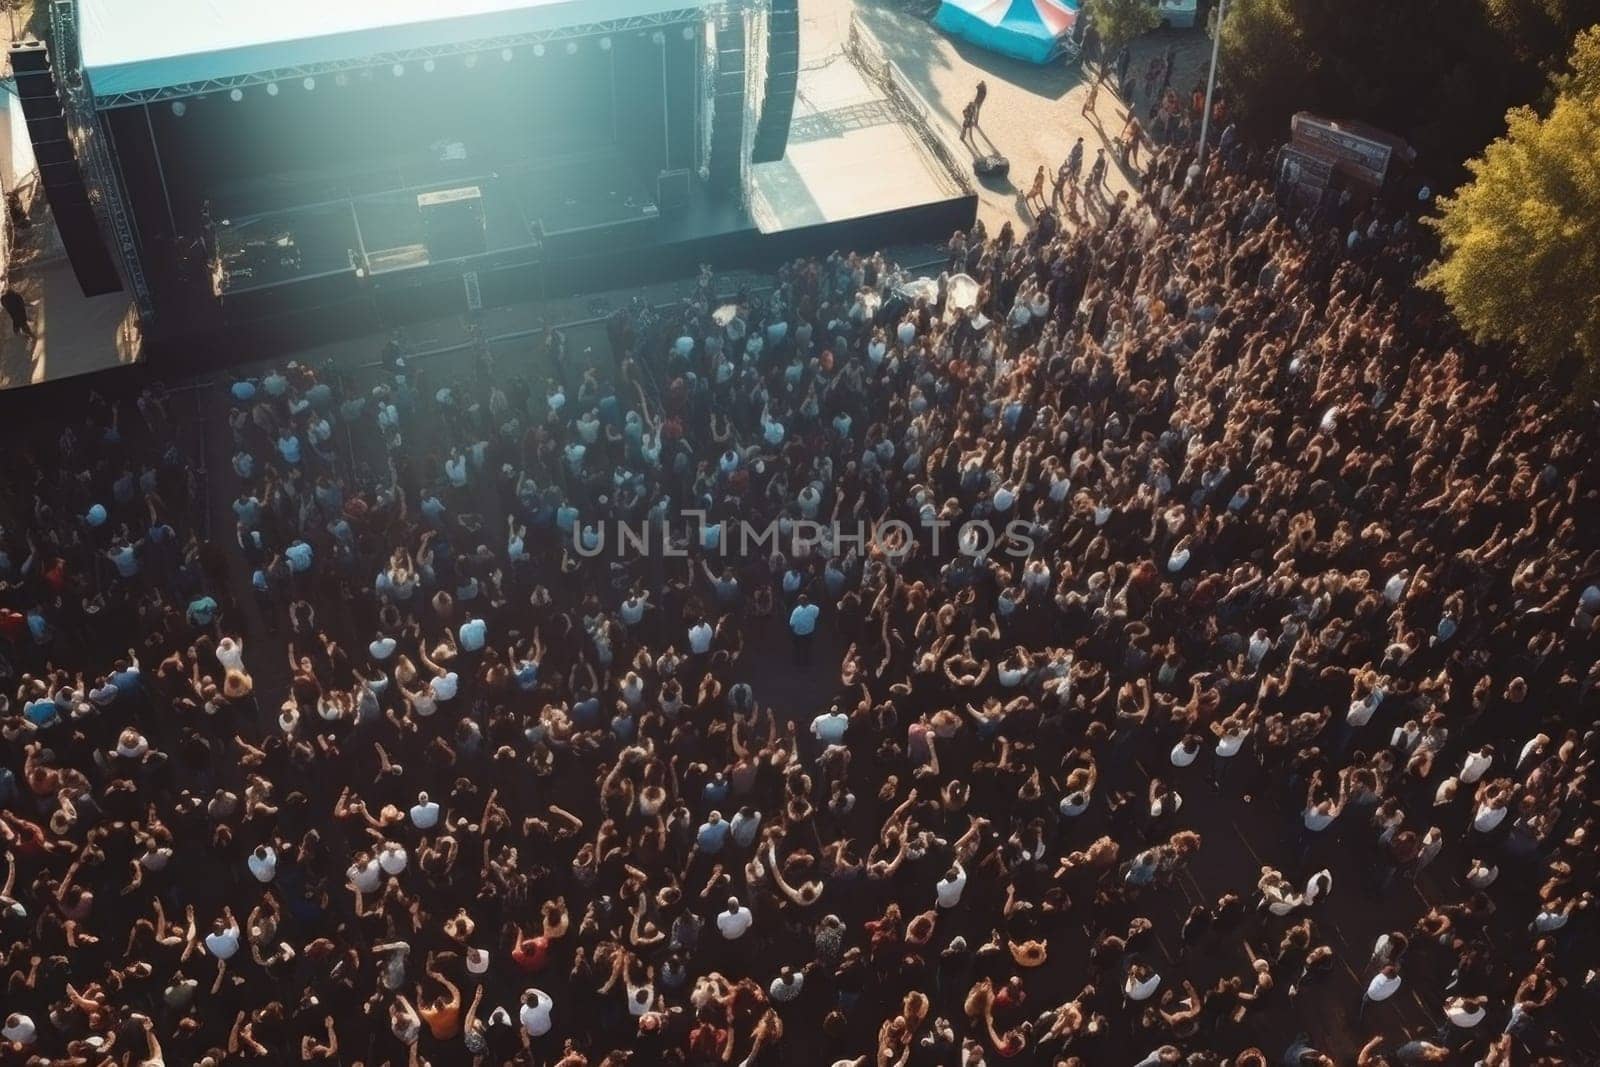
[1459,746,1493,785]
[1444,994,1487,1029]
[1465,857,1499,889]
[1413,827,1444,880]
[409,791,440,830]
[811,707,849,746]
[1347,689,1382,727]
[717,897,753,940]
[936,864,967,909]
[348,853,382,894]
[204,911,242,961]
[1124,963,1162,1002]
[688,620,714,655]
[378,841,409,876]
[519,988,553,1037]
[2,1013,37,1047]
[769,966,804,1004]
[1359,965,1402,1016]
[1472,785,1510,833]
[247,845,277,883]
[1299,792,1339,864]
[1169,735,1200,768]
[215,636,246,674]
[1210,720,1248,789]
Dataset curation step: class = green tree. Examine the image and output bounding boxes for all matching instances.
[1215,0,1586,176]
[1425,29,1600,396]
[1083,0,1159,61]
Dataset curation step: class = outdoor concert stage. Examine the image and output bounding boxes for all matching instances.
[7,0,976,382]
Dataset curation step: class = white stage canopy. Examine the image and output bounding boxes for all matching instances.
[80,0,711,103]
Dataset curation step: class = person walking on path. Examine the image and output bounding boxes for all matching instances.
[971,80,988,127]
[1026,165,1048,213]
[1087,148,1108,198]
[1081,76,1101,119]
[2,288,34,341]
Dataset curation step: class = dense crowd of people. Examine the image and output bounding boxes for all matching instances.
[2,125,1598,1067]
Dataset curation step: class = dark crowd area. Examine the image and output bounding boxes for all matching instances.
[1,137,1598,1067]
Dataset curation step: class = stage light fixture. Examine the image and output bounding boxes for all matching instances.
[266,82,279,96]
[303,77,316,90]
[229,88,243,102]
[565,41,578,54]
[423,59,436,73]
[392,63,406,76]
[683,25,696,40]
[502,47,515,61]
[652,31,666,45]
[464,54,478,68]
[171,101,186,116]
[599,36,612,51]
[335,73,349,86]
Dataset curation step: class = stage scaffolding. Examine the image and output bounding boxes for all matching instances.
[51,0,155,316]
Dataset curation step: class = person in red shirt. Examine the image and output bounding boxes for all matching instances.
[511,897,569,973]
[0,608,25,643]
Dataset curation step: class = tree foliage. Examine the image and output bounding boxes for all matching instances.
[1425,29,1600,397]
[1083,0,1160,57]
[1216,0,1593,176]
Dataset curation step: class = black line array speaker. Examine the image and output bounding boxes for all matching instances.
[750,0,799,164]
[707,13,746,193]
[9,41,124,297]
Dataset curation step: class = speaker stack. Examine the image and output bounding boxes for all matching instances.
[706,14,746,193]
[750,0,799,164]
[9,41,123,296]
[417,186,487,262]
[656,169,692,212]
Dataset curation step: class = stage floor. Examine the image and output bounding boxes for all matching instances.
[749,54,966,233]
[1,45,972,389]
[0,257,142,393]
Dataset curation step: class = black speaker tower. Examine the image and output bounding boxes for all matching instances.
[9,41,124,297]
[749,0,799,164]
[707,14,746,193]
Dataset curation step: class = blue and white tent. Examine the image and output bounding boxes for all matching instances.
[933,0,1080,65]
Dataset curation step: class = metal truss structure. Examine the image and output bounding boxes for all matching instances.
[87,5,754,108]
[739,3,767,214]
[49,0,155,316]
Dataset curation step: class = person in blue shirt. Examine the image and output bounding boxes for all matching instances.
[695,811,731,855]
[186,594,220,630]
[109,651,142,698]
[24,696,61,728]
[285,541,313,575]
[701,772,730,810]
[458,617,487,653]
[26,608,51,646]
[788,594,820,666]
